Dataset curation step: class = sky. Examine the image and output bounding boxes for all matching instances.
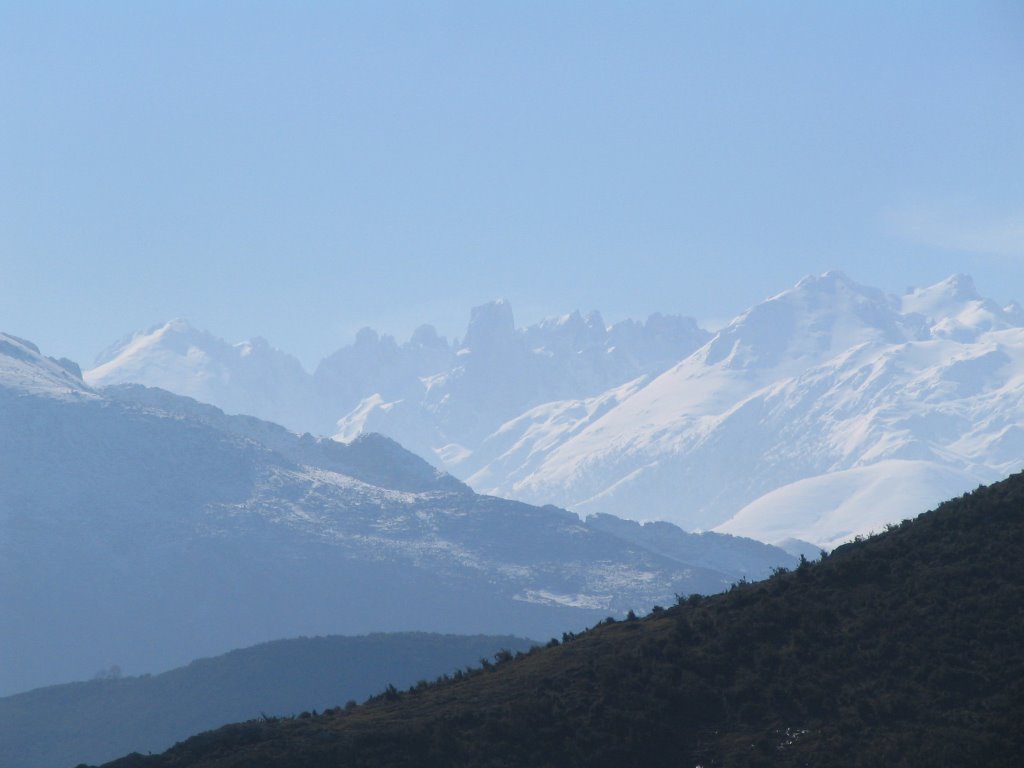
[2,1,1023,370]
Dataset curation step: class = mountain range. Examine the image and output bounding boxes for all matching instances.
[87,306,708,449]
[86,272,1024,548]
[0,332,794,696]
[89,469,1024,767]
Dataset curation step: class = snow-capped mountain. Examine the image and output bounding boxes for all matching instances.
[86,320,319,433]
[469,273,1024,547]
[333,304,710,465]
[1,333,793,696]
[84,308,710,466]
[83,273,1024,550]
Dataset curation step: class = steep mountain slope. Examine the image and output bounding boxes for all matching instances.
[92,470,1024,768]
[0,333,793,696]
[0,633,533,768]
[86,321,320,433]
[471,273,1024,545]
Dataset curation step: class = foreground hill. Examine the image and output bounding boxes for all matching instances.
[0,633,533,768]
[96,470,1024,767]
[0,332,791,695]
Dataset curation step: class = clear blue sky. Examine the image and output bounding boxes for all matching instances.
[2,1,1023,369]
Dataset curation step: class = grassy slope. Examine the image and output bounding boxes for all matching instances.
[96,472,1024,767]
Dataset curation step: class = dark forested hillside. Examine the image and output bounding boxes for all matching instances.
[1,633,534,768]
[90,470,1024,767]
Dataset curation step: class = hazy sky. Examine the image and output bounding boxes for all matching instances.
[2,1,1023,369]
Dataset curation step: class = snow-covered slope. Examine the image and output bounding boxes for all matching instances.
[86,320,319,433]
[714,460,985,549]
[1,335,792,696]
[471,273,1024,546]
[0,333,93,398]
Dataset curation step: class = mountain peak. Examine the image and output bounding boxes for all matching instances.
[902,274,981,316]
[408,324,447,350]
[85,322,316,431]
[462,300,516,352]
[943,272,979,299]
[92,319,206,369]
[702,271,904,370]
[794,269,855,291]
[143,318,204,346]
[899,274,1023,340]
[161,318,195,333]
[354,327,387,347]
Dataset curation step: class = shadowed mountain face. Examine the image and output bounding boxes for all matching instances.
[0,632,535,768]
[93,470,1024,768]
[0,332,793,696]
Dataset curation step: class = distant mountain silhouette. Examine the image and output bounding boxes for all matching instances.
[0,633,533,768]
